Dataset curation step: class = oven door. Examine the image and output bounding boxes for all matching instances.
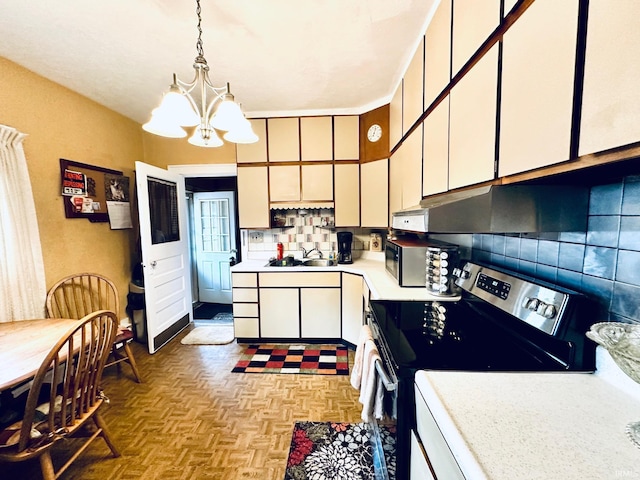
[366,311,401,480]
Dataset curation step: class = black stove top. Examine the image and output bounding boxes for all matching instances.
[369,262,597,373]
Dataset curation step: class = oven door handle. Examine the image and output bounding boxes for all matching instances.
[374,359,397,391]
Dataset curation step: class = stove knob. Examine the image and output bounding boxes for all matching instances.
[521,296,532,309]
[528,298,540,311]
[536,302,547,316]
[543,304,557,319]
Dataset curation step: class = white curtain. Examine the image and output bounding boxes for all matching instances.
[0,124,46,322]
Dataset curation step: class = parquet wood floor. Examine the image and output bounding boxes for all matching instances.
[3,326,362,479]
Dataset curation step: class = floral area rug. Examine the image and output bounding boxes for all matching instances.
[284,421,396,480]
[232,345,349,375]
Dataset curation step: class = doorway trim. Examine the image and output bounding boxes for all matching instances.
[168,163,239,307]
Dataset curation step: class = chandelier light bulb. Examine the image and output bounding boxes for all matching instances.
[155,86,199,127]
[210,98,246,132]
[143,0,258,147]
[142,114,187,138]
[188,127,223,147]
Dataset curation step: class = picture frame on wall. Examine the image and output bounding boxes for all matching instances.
[59,158,126,223]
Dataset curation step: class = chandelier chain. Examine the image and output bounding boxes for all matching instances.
[195,0,204,58]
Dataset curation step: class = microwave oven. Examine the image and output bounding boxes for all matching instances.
[385,238,460,292]
[385,238,429,287]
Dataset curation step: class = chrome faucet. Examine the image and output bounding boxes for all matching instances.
[301,247,323,259]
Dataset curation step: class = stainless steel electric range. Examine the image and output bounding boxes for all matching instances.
[369,261,598,480]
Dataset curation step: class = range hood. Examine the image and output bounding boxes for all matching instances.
[392,185,588,234]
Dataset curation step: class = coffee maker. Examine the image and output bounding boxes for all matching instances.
[337,231,353,264]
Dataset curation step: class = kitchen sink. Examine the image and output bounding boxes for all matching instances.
[301,258,336,267]
[265,258,303,267]
[265,257,336,267]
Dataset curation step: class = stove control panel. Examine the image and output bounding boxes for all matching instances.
[455,262,569,336]
[476,273,511,300]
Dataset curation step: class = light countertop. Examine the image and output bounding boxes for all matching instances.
[230,253,460,302]
[415,348,640,479]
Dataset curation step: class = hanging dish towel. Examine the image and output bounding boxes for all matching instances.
[350,324,373,390]
[359,339,382,422]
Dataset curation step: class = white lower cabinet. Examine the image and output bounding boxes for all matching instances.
[341,272,363,345]
[259,288,300,338]
[232,273,259,339]
[255,271,343,340]
[233,270,365,341]
[414,383,465,479]
[232,301,259,338]
[410,430,435,480]
[301,288,341,337]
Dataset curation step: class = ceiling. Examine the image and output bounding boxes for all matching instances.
[0,0,437,125]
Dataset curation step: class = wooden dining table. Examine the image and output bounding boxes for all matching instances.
[0,318,80,391]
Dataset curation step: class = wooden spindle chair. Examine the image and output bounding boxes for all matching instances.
[45,273,142,383]
[0,310,120,479]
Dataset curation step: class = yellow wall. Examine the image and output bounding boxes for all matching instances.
[0,57,142,319]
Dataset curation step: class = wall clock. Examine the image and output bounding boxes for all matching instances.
[367,124,382,143]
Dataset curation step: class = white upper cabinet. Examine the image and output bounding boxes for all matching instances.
[361,159,389,228]
[400,126,424,209]
[403,38,425,135]
[424,0,451,108]
[423,95,449,197]
[498,0,579,177]
[301,117,333,161]
[267,118,300,162]
[390,83,403,150]
[451,0,501,76]
[334,116,360,160]
[236,119,267,163]
[269,165,300,202]
[388,152,402,224]
[237,166,269,228]
[579,0,640,156]
[449,44,499,189]
[334,163,360,227]
[301,164,333,201]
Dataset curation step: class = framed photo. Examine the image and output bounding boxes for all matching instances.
[59,158,126,223]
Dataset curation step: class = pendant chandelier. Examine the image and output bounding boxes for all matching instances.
[143,0,258,147]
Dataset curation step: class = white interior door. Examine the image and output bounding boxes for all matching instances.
[135,161,192,354]
[193,191,236,304]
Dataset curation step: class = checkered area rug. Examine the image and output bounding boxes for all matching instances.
[231,344,349,375]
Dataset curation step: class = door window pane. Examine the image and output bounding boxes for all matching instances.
[148,177,179,244]
[199,199,230,253]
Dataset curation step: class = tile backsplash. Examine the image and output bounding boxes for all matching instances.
[471,175,640,325]
[245,209,380,258]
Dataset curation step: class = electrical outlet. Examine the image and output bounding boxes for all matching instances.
[249,231,264,243]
